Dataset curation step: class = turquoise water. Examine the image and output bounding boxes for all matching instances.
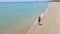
[0,2,48,34]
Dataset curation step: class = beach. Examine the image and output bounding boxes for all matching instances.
[25,2,60,34]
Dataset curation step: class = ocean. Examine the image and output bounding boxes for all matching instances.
[0,2,48,34]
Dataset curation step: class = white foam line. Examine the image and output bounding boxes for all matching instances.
[26,3,52,34]
[29,3,52,30]
[41,3,52,18]
[29,3,51,29]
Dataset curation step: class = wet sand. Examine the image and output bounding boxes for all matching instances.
[25,2,60,34]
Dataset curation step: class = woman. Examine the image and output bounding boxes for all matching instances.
[38,16,42,25]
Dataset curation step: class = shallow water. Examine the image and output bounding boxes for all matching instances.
[0,2,48,34]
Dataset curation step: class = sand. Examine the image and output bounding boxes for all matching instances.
[25,2,60,34]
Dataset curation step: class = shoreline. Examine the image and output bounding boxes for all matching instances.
[25,2,60,34]
[40,2,51,18]
[25,2,51,34]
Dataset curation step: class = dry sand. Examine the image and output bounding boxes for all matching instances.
[25,2,60,34]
